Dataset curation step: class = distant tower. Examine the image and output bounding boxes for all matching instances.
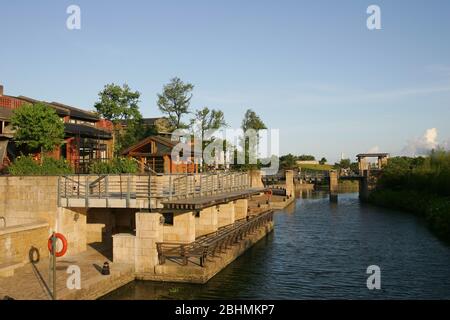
[341,152,345,160]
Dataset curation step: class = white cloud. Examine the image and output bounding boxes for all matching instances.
[402,128,442,156]
[367,146,380,153]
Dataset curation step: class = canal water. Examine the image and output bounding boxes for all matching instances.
[103,192,450,300]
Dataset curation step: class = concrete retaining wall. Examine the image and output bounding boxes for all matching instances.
[0,222,49,265]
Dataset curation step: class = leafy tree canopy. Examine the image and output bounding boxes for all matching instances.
[191,107,226,141]
[241,109,267,132]
[11,102,65,153]
[94,83,142,124]
[157,77,194,130]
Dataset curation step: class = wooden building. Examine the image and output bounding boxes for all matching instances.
[0,85,114,173]
[121,135,200,174]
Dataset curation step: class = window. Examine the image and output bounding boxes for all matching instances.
[162,213,174,226]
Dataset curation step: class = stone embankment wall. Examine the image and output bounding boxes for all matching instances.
[0,176,88,256]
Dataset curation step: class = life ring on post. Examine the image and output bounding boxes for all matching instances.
[48,233,68,257]
[264,189,273,200]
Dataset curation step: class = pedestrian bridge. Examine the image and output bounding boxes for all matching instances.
[58,171,263,209]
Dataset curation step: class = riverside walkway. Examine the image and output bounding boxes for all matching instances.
[58,171,260,209]
[156,209,274,267]
[0,245,134,300]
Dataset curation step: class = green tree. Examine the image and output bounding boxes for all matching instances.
[94,83,141,123]
[336,158,351,169]
[319,157,327,165]
[11,102,65,162]
[190,107,227,168]
[94,83,143,153]
[241,109,267,132]
[280,154,298,169]
[298,155,316,161]
[238,109,267,169]
[190,107,226,142]
[157,77,194,130]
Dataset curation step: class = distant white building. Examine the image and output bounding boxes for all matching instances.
[296,160,319,165]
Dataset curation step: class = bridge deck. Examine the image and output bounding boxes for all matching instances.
[162,188,266,210]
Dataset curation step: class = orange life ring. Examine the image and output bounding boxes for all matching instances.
[48,233,68,257]
[264,189,273,198]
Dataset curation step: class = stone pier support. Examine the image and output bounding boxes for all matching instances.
[359,170,370,202]
[134,212,163,273]
[163,211,196,243]
[285,170,294,197]
[249,170,264,188]
[234,199,248,221]
[195,206,218,238]
[218,202,235,228]
[329,170,339,202]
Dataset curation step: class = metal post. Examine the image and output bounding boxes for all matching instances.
[126,175,131,208]
[169,174,173,200]
[105,175,109,208]
[85,175,89,207]
[49,232,57,300]
[57,176,61,207]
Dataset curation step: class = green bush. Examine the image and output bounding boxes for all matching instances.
[369,189,450,241]
[88,157,139,174]
[8,155,73,175]
[379,151,450,197]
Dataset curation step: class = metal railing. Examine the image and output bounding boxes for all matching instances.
[58,171,251,207]
[156,210,274,267]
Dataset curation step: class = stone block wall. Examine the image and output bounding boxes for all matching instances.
[0,222,49,265]
[86,223,105,244]
[234,199,248,220]
[135,212,163,273]
[0,176,59,226]
[163,211,196,243]
[218,202,235,228]
[112,233,136,264]
[195,207,218,238]
[0,176,88,256]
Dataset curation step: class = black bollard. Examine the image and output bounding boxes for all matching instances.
[101,262,110,275]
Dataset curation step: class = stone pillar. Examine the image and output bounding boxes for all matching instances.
[218,202,235,228]
[163,211,196,243]
[359,157,368,175]
[359,170,370,202]
[249,170,264,188]
[234,199,248,220]
[329,170,339,202]
[112,233,136,264]
[135,212,163,274]
[285,170,294,197]
[195,206,218,238]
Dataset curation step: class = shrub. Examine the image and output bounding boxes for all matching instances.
[88,157,139,174]
[8,155,73,175]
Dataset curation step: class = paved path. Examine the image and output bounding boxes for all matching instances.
[0,245,134,300]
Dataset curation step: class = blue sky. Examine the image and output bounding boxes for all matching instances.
[1,0,449,162]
